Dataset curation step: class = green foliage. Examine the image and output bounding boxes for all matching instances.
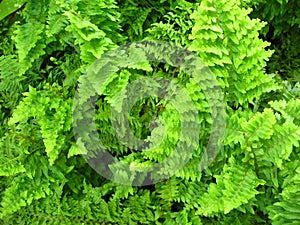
[195,157,265,216]
[267,164,300,225]
[188,0,279,106]
[8,84,73,165]
[0,0,299,224]
[250,0,300,82]
[0,0,26,21]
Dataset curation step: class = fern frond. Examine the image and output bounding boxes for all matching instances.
[188,0,279,106]
[268,167,300,225]
[195,157,265,216]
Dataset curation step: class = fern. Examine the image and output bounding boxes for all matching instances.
[0,0,299,224]
[8,84,72,165]
[250,0,300,82]
[188,0,279,106]
[268,165,300,224]
[195,157,265,216]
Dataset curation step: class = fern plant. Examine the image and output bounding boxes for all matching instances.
[249,0,300,82]
[0,0,299,224]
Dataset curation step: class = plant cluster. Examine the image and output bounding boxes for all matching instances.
[249,0,300,83]
[0,0,299,224]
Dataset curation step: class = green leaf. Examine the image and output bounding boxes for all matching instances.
[67,144,83,158]
[241,108,276,142]
[0,0,26,21]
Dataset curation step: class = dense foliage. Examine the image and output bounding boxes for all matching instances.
[250,0,300,83]
[0,0,299,224]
